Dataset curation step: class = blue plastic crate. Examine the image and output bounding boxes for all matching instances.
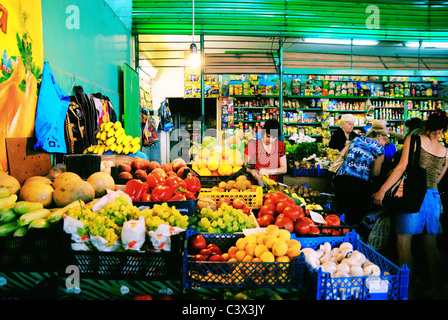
[299,231,409,300]
[183,229,306,290]
[293,165,315,177]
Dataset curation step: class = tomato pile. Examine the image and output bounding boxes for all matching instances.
[256,192,348,237]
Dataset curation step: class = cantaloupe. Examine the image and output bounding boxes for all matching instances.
[19,182,54,208]
[0,174,21,195]
[53,172,82,189]
[87,172,115,198]
[53,180,95,207]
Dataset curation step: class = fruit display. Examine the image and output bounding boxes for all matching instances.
[301,241,382,278]
[189,134,248,176]
[0,182,84,237]
[65,195,189,248]
[117,157,189,181]
[189,203,257,233]
[83,121,141,155]
[210,175,257,193]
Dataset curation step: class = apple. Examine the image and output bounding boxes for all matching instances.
[233,198,246,209]
[218,197,232,207]
[189,234,206,253]
[171,158,187,171]
[194,254,207,261]
[205,243,222,255]
[208,254,226,262]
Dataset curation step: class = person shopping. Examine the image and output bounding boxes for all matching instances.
[373,111,448,299]
[333,129,390,238]
[329,114,359,151]
[244,119,287,184]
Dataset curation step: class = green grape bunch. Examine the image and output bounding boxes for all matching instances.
[143,202,190,231]
[190,203,257,233]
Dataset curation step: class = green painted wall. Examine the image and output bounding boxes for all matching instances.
[41,0,132,115]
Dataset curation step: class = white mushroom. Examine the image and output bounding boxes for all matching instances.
[319,242,332,254]
[305,255,320,269]
[350,250,367,265]
[334,271,349,278]
[322,260,337,274]
[363,263,381,276]
[330,256,339,263]
[320,252,332,264]
[301,248,316,258]
[330,247,340,257]
[339,242,353,251]
[336,262,350,274]
[315,249,325,258]
[350,265,364,277]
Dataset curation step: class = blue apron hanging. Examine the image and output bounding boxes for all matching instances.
[34,62,70,153]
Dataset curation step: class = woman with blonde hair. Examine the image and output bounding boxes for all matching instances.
[329,114,359,151]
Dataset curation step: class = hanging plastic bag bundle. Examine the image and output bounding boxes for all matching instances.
[34,62,70,153]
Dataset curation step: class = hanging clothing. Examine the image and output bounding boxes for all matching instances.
[142,115,160,146]
[158,99,173,132]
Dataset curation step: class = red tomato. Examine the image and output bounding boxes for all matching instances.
[206,243,222,255]
[263,198,277,207]
[263,193,277,203]
[259,204,276,217]
[302,216,315,226]
[218,197,232,207]
[257,214,275,227]
[274,192,289,203]
[189,234,207,252]
[242,206,250,215]
[294,218,311,235]
[283,205,304,221]
[275,215,294,232]
[308,226,321,235]
[285,197,296,206]
[194,254,207,261]
[233,198,246,209]
[275,201,289,214]
[325,214,341,226]
[208,254,226,262]
[158,294,173,300]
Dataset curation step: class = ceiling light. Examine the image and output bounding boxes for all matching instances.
[303,38,378,46]
[405,42,448,48]
[186,0,201,68]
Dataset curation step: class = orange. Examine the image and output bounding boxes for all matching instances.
[227,246,238,259]
[217,164,233,176]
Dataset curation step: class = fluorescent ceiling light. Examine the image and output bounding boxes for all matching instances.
[303,38,378,46]
[405,42,448,48]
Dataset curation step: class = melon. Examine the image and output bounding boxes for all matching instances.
[87,172,116,198]
[53,180,95,207]
[24,176,53,186]
[0,174,21,195]
[53,172,82,189]
[19,182,54,208]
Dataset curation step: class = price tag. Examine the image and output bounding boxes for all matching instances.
[368,279,389,293]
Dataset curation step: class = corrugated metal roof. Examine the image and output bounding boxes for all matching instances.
[132,0,448,41]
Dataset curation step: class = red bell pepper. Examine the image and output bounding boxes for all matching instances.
[169,193,186,201]
[184,176,201,195]
[141,193,152,202]
[151,185,173,202]
[174,186,196,200]
[166,176,187,192]
[146,173,165,189]
[124,179,149,201]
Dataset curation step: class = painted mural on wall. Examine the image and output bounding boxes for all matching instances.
[0,0,43,172]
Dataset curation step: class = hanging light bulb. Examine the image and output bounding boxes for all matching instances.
[186,0,201,68]
[187,42,201,68]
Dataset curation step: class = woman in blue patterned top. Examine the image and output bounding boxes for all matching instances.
[333,130,390,237]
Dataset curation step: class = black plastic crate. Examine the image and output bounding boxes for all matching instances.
[60,231,186,281]
[0,224,63,272]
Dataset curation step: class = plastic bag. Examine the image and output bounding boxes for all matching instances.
[121,216,146,251]
[90,235,121,252]
[63,214,89,243]
[148,224,185,251]
[34,62,70,153]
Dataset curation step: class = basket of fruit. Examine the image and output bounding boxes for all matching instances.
[60,195,188,280]
[183,226,306,289]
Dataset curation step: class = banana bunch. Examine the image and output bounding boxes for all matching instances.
[261,175,277,186]
[305,203,323,210]
[84,121,141,155]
